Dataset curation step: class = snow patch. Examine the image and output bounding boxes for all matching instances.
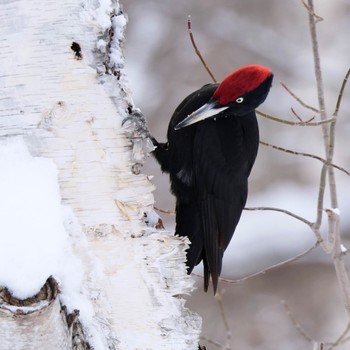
[327,207,341,216]
[0,137,68,299]
[0,137,106,349]
[110,14,128,67]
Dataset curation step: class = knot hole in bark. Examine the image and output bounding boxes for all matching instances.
[71,41,83,60]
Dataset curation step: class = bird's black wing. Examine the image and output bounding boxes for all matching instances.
[152,84,219,274]
[165,83,219,177]
[193,112,259,293]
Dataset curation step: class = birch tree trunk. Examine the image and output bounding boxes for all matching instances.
[0,0,201,349]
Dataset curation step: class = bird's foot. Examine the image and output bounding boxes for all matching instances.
[122,108,156,170]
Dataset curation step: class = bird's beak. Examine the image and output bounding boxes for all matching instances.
[174,101,228,130]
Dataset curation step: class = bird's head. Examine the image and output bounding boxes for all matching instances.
[175,64,273,130]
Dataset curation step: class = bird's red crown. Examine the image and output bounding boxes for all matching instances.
[213,65,272,105]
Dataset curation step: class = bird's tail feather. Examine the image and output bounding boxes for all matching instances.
[201,199,222,294]
[175,198,223,294]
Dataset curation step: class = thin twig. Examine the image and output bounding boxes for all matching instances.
[290,107,315,123]
[330,209,350,311]
[333,68,350,116]
[325,68,350,220]
[245,206,314,227]
[322,69,350,249]
[321,66,350,250]
[307,0,328,126]
[215,291,232,350]
[246,205,327,247]
[301,0,324,22]
[256,110,335,126]
[328,322,350,350]
[307,0,333,233]
[282,300,314,342]
[308,0,350,323]
[280,82,320,113]
[259,140,350,176]
[335,336,350,347]
[327,119,338,206]
[291,107,304,122]
[154,206,175,215]
[194,241,320,285]
[187,15,217,83]
[315,163,328,230]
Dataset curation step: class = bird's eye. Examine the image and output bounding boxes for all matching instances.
[236,97,244,103]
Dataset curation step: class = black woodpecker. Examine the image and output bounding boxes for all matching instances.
[152,65,273,294]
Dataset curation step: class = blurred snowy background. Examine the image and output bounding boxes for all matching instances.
[122,1,350,349]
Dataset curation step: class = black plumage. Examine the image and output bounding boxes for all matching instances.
[152,65,273,293]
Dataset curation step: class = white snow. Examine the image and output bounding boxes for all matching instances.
[0,137,106,347]
[94,0,115,31]
[0,137,68,299]
[327,207,341,216]
[110,14,128,66]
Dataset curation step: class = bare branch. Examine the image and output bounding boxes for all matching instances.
[256,110,335,126]
[187,15,217,83]
[244,206,314,227]
[334,68,350,116]
[330,210,350,315]
[307,0,328,134]
[259,140,350,177]
[280,82,320,113]
[215,291,232,350]
[307,0,339,227]
[282,300,315,342]
[307,0,350,323]
[195,241,321,285]
[245,205,327,248]
[154,206,175,215]
[290,107,304,122]
[327,120,338,207]
[307,0,339,230]
[314,163,328,230]
[328,322,350,349]
[290,107,315,123]
[301,0,324,23]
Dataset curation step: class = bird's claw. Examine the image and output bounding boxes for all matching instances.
[122,108,149,137]
[122,108,156,166]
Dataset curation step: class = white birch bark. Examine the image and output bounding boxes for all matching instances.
[0,0,201,349]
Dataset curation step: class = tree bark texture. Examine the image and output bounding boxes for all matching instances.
[0,0,201,348]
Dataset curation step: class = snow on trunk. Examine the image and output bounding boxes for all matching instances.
[0,0,201,349]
